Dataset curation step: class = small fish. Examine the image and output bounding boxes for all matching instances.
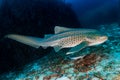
[5,26,108,54]
[69,55,85,60]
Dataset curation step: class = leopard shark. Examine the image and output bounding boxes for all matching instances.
[5,26,108,54]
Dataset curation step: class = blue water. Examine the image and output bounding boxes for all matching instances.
[0,0,119,79]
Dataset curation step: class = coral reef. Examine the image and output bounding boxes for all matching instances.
[0,23,120,80]
[113,74,120,80]
[74,52,102,72]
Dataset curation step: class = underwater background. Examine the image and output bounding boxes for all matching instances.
[0,0,120,80]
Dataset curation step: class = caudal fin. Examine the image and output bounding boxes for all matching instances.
[5,34,45,48]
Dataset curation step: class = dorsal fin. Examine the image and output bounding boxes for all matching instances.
[54,26,98,34]
[54,26,74,34]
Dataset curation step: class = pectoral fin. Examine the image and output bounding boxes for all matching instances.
[66,41,88,55]
[53,46,62,52]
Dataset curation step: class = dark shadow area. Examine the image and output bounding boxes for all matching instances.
[80,0,119,27]
[65,0,119,27]
[0,0,80,74]
[118,0,120,25]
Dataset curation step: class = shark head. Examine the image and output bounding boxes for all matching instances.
[86,33,108,46]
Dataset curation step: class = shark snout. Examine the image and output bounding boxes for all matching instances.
[100,36,108,42]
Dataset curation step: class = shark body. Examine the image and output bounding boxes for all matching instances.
[5,26,108,54]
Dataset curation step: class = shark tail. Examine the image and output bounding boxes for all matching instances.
[5,34,47,48]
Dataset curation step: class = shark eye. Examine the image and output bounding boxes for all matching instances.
[86,36,96,42]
